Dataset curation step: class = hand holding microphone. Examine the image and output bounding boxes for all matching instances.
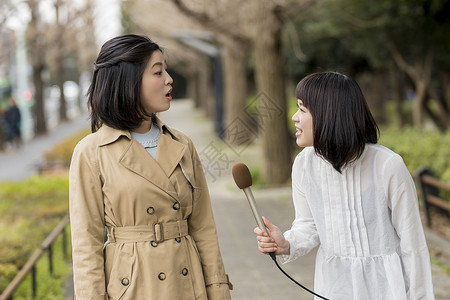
[231,163,289,259]
[232,162,330,300]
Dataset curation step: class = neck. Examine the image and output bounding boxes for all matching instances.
[133,119,152,134]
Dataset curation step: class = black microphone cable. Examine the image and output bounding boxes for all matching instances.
[268,252,330,300]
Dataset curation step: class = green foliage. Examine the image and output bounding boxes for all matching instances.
[0,176,69,294]
[283,0,450,76]
[8,233,72,300]
[43,128,90,166]
[379,126,450,183]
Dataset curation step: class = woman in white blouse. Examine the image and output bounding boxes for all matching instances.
[254,71,434,299]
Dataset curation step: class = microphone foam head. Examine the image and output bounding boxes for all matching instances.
[232,163,253,189]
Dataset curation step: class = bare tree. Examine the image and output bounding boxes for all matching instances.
[172,0,313,184]
[53,0,68,121]
[26,0,47,135]
[389,44,434,127]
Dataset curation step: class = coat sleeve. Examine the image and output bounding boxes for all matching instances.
[386,155,434,299]
[69,136,107,300]
[186,142,232,300]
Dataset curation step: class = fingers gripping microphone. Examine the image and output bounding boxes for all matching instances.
[232,163,330,300]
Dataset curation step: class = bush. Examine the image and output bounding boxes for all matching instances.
[379,126,450,184]
[43,128,90,166]
[0,176,69,294]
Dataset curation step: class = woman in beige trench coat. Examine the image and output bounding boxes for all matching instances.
[69,34,232,300]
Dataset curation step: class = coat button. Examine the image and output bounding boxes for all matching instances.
[121,278,130,286]
[158,272,166,280]
[175,237,181,243]
[181,268,188,276]
[147,206,155,215]
[151,241,158,247]
[172,202,180,210]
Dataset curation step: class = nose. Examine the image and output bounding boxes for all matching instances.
[165,71,173,85]
[292,110,300,122]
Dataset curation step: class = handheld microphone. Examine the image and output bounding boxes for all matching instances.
[231,163,273,248]
[231,162,330,300]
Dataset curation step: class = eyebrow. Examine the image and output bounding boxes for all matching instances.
[151,61,167,69]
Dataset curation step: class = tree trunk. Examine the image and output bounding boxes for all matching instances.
[440,72,450,128]
[358,71,388,125]
[412,78,428,127]
[221,37,254,147]
[55,0,68,121]
[27,0,47,135]
[32,64,47,135]
[390,46,433,127]
[253,20,291,184]
[390,66,408,127]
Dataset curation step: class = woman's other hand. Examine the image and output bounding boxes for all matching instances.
[253,216,290,256]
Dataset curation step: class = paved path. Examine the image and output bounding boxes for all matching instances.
[1,99,449,299]
[0,112,90,182]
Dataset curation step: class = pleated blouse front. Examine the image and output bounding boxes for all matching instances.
[281,144,434,300]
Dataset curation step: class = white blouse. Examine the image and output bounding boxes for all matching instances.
[281,144,434,300]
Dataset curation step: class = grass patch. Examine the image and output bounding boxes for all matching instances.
[0,176,70,295]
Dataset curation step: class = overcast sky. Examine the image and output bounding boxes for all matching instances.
[6,0,122,45]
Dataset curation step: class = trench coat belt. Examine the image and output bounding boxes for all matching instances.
[107,220,188,244]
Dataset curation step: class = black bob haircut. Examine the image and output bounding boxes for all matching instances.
[87,34,162,132]
[295,71,379,173]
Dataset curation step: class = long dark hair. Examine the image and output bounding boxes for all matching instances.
[295,71,379,172]
[87,34,162,132]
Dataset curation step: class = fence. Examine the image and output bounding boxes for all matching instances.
[0,215,70,300]
[414,167,450,226]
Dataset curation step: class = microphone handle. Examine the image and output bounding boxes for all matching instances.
[243,187,276,260]
[243,187,268,235]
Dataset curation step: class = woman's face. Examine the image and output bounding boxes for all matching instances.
[141,50,173,114]
[292,99,313,147]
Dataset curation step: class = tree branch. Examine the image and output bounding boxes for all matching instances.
[171,0,250,44]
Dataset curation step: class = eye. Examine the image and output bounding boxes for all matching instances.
[154,71,162,75]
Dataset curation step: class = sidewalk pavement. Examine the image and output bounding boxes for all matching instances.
[1,99,449,299]
[0,112,90,182]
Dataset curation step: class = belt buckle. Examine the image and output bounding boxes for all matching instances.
[154,223,164,242]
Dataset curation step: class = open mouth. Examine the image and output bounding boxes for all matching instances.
[166,89,172,100]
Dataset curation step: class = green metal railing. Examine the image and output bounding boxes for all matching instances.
[0,215,70,300]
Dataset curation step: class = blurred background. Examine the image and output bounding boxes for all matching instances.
[1,0,450,299]
[1,0,450,183]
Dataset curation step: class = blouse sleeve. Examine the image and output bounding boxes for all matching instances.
[69,137,107,300]
[385,154,434,299]
[280,151,320,264]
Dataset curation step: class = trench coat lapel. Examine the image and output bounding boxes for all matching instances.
[156,133,187,178]
[117,123,187,202]
[118,139,179,201]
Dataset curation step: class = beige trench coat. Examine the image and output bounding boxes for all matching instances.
[69,117,232,300]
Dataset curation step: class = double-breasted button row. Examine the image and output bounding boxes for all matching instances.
[147,203,180,214]
[157,269,189,281]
